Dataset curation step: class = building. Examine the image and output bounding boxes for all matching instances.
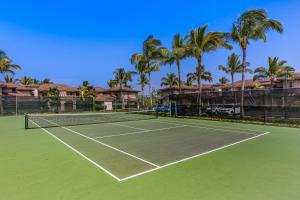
[0,83,35,96]
[102,86,139,102]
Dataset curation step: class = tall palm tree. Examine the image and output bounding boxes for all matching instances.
[131,53,147,106]
[0,50,21,78]
[218,53,244,90]
[187,25,232,72]
[253,57,294,87]
[19,76,33,85]
[163,34,188,93]
[137,73,149,106]
[227,9,283,117]
[132,35,167,106]
[160,73,179,88]
[219,77,229,84]
[187,65,213,114]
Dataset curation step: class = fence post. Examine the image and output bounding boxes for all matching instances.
[15,95,18,116]
[0,94,3,114]
[263,89,266,123]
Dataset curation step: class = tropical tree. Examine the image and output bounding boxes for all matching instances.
[32,79,40,84]
[137,73,149,106]
[41,78,53,84]
[253,57,294,87]
[186,25,232,73]
[131,53,147,106]
[160,73,179,88]
[112,68,136,108]
[227,9,283,116]
[0,50,21,78]
[107,80,117,88]
[131,35,167,106]
[3,75,18,83]
[187,65,213,114]
[79,81,96,99]
[163,34,188,93]
[19,76,33,85]
[218,53,245,89]
[219,76,229,84]
[46,87,59,97]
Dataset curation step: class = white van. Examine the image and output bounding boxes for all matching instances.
[219,104,240,115]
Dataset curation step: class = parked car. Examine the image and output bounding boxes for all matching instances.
[156,105,171,113]
[206,105,222,114]
[219,104,240,115]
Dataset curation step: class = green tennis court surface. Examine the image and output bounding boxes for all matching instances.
[1,116,300,199]
[34,118,268,181]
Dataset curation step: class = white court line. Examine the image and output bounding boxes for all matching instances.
[85,118,148,131]
[41,118,160,168]
[155,118,265,133]
[93,125,187,139]
[29,119,122,182]
[112,123,147,131]
[151,119,260,135]
[119,131,270,181]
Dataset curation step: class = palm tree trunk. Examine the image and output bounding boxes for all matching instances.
[197,57,202,115]
[197,77,202,115]
[141,84,144,107]
[231,74,234,91]
[232,74,237,115]
[148,73,152,106]
[120,83,124,109]
[0,94,3,114]
[240,47,247,117]
[176,60,182,94]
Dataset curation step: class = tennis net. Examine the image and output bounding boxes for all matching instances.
[25,110,158,129]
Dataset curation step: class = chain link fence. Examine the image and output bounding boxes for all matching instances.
[166,88,300,122]
[0,95,143,115]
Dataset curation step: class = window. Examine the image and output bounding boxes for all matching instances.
[289,82,293,88]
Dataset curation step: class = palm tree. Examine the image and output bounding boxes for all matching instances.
[219,77,229,84]
[107,80,117,88]
[131,53,147,106]
[41,78,53,84]
[137,73,149,106]
[187,65,213,114]
[3,75,18,83]
[0,50,21,78]
[186,25,232,72]
[32,79,40,84]
[160,73,179,88]
[19,76,33,85]
[253,57,294,87]
[218,53,243,90]
[227,9,283,117]
[112,68,136,108]
[163,34,188,93]
[132,35,167,106]
[79,81,96,99]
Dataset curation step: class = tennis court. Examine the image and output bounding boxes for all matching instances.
[26,111,269,181]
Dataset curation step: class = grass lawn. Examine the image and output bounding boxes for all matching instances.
[0,115,299,200]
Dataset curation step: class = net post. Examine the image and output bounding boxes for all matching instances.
[24,113,29,129]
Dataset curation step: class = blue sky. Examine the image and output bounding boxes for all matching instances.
[0,0,299,90]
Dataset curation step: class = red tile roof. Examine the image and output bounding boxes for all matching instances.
[0,83,35,91]
[38,84,78,92]
[95,87,105,92]
[95,94,114,102]
[104,86,139,93]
